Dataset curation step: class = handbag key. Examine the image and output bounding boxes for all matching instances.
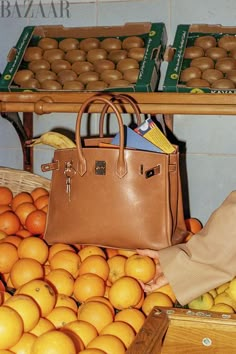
[64,161,76,202]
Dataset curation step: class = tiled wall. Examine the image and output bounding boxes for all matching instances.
[1,0,236,224]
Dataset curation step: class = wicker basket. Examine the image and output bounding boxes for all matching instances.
[0,167,50,196]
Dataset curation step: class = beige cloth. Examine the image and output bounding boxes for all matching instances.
[159,191,236,306]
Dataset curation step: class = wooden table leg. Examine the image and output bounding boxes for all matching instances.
[22,112,33,172]
[163,114,174,132]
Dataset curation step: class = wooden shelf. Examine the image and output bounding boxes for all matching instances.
[1,92,236,115]
[1,91,235,172]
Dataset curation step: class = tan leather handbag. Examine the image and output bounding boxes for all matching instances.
[42,94,187,250]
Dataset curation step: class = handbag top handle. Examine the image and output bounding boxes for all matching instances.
[75,95,127,178]
[99,94,142,138]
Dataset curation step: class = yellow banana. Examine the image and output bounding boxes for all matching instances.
[27,131,76,149]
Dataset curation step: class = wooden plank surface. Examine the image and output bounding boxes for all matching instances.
[127,307,236,354]
[126,308,169,354]
[1,92,236,115]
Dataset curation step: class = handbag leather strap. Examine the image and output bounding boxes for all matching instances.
[75,95,127,178]
[99,94,142,137]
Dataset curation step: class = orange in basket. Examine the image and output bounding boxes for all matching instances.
[0,211,21,235]
[25,210,47,235]
[11,192,34,212]
[0,186,13,206]
[31,187,49,202]
[15,202,37,226]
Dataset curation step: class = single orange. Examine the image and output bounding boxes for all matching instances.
[45,269,74,296]
[124,254,156,284]
[0,187,13,206]
[34,195,49,210]
[0,242,18,273]
[0,205,11,214]
[17,236,49,264]
[25,210,47,235]
[142,292,173,316]
[59,327,85,352]
[107,255,126,284]
[87,334,125,354]
[15,202,37,226]
[114,308,146,334]
[4,294,40,332]
[77,300,113,333]
[85,296,115,316]
[2,235,23,247]
[17,279,56,317]
[63,320,98,348]
[46,306,77,328]
[31,187,49,202]
[73,273,105,303]
[100,320,136,349]
[49,249,81,278]
[153,283,177,303]
[31,330,77,354]
[55,294,78,312]
[0,211,21,235]
[78,245,106,262]
[30,317,55,337]
[117,249,137,257]
[185,217,203,234]
[210,303,234,313]
[10,332,37,354]
[108,276,143,310]
[15,229,32,238]
[79,255,110,281]
[0,306,24,349]
[11,192,34,212]
[105,248,119,258]
[10,258,44,288]
[48,243,76,261]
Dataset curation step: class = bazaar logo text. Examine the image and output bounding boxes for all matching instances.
[0,0,70,18]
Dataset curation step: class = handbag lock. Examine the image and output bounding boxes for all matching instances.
[145,165,161,179]
[95,161,106,175]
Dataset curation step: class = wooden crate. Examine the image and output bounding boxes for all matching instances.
[127,306,236,353]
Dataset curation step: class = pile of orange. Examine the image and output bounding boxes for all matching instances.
[0,184,204,353]
[1,237,174,353]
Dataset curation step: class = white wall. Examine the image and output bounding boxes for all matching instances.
[1,0,236,225]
